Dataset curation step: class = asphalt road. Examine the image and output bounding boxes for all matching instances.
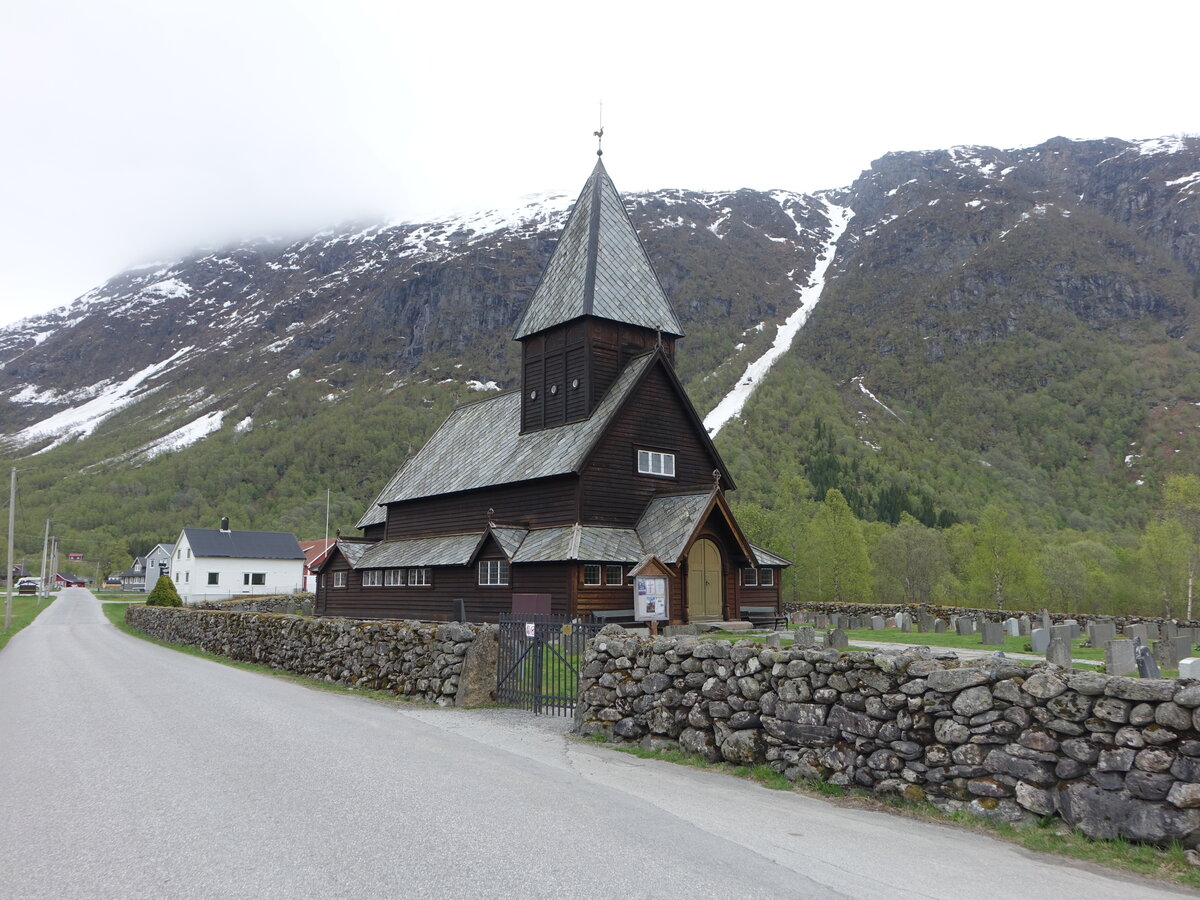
[0,589,1192,899]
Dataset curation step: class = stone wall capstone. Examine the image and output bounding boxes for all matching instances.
[126,605,496,706]
[575,627,1200,846]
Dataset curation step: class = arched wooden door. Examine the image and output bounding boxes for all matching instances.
[687,538,724,621]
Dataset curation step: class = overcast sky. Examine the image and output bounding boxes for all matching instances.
[2,0,1198,327]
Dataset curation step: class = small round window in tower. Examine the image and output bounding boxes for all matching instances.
[550,384,558,395]
[529,390,537,400]
[571,378,580,390]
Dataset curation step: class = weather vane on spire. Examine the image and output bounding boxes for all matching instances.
[594,101,604,157]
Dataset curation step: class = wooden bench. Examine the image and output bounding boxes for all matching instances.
[741,606,787,630]
[591,609,637,626]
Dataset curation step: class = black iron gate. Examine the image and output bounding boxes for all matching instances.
[496,613,604,715]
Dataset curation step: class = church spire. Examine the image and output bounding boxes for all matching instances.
[513,158,684,341]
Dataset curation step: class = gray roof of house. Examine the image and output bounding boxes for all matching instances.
[335,540,373,567]
[636,492,714,563]
[513,159,684,340]
[362,353,655,513]
[182,528,304,560]
[510,525,644,564]
[279,513,790,572]
[751,544,792,568]
[357,533,482,568]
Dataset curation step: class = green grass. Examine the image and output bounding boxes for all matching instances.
[0,594,49,651]
[827,627,1106,660]
[101,602,422,705]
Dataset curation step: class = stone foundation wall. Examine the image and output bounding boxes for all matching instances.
[790,601,1194,631]
[575,629,1200,846]
[126,606,497,706]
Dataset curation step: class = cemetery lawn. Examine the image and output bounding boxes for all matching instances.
[824,628,1106,661]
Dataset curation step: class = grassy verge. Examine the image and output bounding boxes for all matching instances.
[100,602,421,706]
[0,594,49,651]
[589,735,1200,888]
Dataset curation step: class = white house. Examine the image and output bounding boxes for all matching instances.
[171,518,305,604]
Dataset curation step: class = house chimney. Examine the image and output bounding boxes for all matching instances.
[220,516,230,532]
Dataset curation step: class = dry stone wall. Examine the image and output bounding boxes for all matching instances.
[575,627,1200,846]
[127,606,496,706]
[191,594,315,616]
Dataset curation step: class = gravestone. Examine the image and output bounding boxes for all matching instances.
[1145,622,1161,641]
[1004,617,1019,638]
[1050,623,1073,646]
[815,614,830,629]
[1063,619,1080,640]
[1180,657,1200,679]
[885,617,897,629]
[1040,609,1052,632]
[1174,635,1194,662]
[918,612,935,633]
[956,618,975,636]
[1030,628,1050,654]
[934,619,948,634]
[1047,636,1072,668]
[765,632,782,648]
[1105,640,1137,676]
[1154,638,1179,671]
[1136,645,1161,679]
[871,615,886,631]
[975,613,987,630]
[793,626,816,649]
[1018,615,1031,636]
[1164,621,1179,640]
[827,628,849,650]
[1124,624,1148,644]
[981,622,1005,646]
[829,614,843,629]
[1088,621,1116,647]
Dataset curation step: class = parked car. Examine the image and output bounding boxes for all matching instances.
[16,577,39,595]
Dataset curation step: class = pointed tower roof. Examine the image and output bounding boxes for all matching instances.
[513,158,685,340]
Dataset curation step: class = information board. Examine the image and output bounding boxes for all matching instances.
[634,575,668,622]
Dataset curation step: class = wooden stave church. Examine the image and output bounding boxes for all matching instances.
[314,156,789,624]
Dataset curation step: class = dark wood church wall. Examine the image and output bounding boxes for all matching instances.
[386,476,579,540]
[317,561,574,623]
[580,364,722,526]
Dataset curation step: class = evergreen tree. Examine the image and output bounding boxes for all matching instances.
[145,575,183,607]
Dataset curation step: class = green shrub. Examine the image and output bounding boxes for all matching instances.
[145,575,183,607]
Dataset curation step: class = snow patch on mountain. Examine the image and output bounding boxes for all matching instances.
[6,347,194,451]
[138,409,226,459]
[704,199,853,438]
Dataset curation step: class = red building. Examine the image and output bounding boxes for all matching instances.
[315,157,788,624]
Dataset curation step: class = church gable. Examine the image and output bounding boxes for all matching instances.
[578,354,732,526]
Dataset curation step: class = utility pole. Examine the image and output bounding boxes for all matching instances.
[5,468,14,629]
[39,519,50,602]
[324,489,331,545]
[49,536,59,594]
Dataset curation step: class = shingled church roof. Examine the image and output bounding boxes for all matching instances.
[512,158,684,340]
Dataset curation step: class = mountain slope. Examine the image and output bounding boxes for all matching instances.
[3,135,1199,575]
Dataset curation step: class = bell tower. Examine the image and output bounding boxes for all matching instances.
[513,157,684,433]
